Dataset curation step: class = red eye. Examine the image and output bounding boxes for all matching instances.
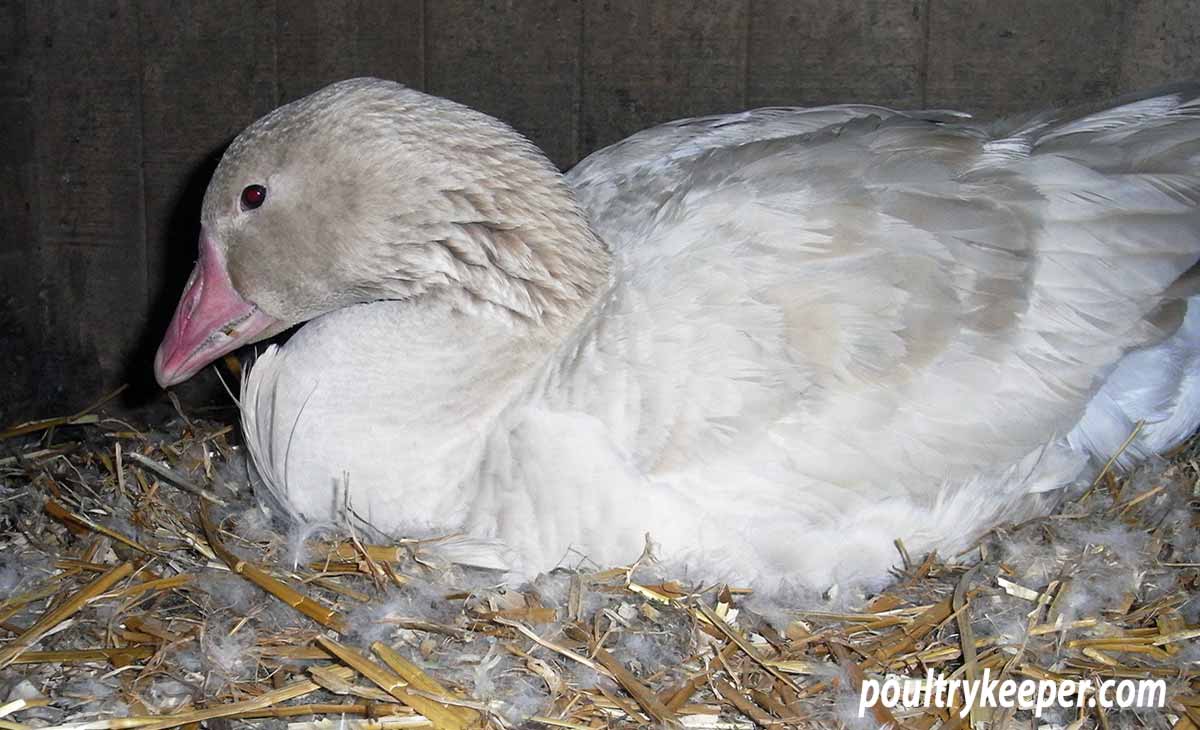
[240,184,267,210]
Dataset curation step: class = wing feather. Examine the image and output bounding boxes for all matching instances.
[559,90,1200,488]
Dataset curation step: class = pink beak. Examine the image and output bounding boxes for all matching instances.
[154,229,281,387]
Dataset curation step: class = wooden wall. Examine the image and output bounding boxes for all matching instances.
[2,0,1200,423]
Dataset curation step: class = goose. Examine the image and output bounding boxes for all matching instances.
[155,78,1200,589]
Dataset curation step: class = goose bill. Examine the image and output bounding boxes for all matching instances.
[154,230,280,387]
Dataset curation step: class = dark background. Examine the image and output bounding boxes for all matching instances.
[3,0,1199,424]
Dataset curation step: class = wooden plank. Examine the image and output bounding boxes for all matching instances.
[427,0,582,168]
[276,0,424,104]
[0,0,28,97]
[354,1,425,89]
[25,0,145,415]
[0,0,37,423]
[139,0,277,404]
[925,0,1126,117]
[748,0,924,110]
[141,1,277,163]
[580,0,749,155]
[0,98,37,425]
[1118,0,1200,91]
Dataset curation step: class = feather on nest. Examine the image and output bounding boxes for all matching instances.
[0,396,1197,730]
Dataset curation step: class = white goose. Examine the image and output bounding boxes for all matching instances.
[155,78,1200,589]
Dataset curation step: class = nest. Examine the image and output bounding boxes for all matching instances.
[0,392,1197,730]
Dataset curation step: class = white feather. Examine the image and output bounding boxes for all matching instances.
[239,83,1200,591]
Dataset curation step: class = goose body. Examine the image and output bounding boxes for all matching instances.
[156,79,1200,589]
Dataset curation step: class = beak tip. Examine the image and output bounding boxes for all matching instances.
[153,349,176,389]
[153,343,193,388]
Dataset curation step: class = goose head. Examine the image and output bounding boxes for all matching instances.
[155,77,608,387]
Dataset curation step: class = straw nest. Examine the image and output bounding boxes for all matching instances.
[0,390,1197,730]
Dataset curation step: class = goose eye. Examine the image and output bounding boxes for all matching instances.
[240,184,267,211]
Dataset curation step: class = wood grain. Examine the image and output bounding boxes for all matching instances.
[925,0,1126,115]
[25,0,145,414]
[1118,0,1200,90]
[581,0,749,154]
[276,0,423,104]
[0,0,37,422]
[748,0,925,109]
[427,0,582,168]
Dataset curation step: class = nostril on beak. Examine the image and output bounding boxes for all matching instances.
[184,280,203,319]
